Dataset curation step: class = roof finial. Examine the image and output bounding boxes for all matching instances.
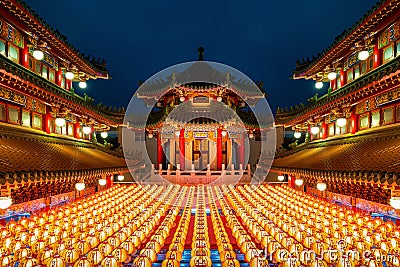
[198,47,204,61]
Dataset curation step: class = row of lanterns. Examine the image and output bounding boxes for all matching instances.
[32,49,87,89]
[314,49,369,89]
[53,118,109,138]
[277,175,325,191]
[293,118,347,139]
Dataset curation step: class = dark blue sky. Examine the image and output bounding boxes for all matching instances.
[24,0,377,112]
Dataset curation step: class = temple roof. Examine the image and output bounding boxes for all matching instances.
[2,0,109,78]
[293,0,400,78]
[272,125,400,174]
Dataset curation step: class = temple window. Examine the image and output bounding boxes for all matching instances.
[368,57,374,71]
[8,44,19,62]
[371,110,380,127]
[359,113,370,129]
[41,65,48,79]
[49,69,55,82]
[67,123,74,136]
[28,56,34,71]
[21,110,31,127]
[396,41,400,57]
[336,124,346,135]
[0,39,5,55]
[360,61,367,75]
[8,106,19,124]
[35,61,41,75]
[61,77,65,89]
[328,124,335,137]
[383,44,394,63]
[354,65,360,79]
[0,103,6,121]
[382,107,394,125]
[347,68,354,82]
[32,113,42,129]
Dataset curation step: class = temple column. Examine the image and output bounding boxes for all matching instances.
[73,122,80,139]
[106,175,113,188]
[55,64,62,87]
[340,69,346,87]
[217,128,222,170]
[351,112,359,134]
[330,79,336,92]
[321,122,328,139]
[373,42,381,68]
[238,134,245,168]
[157,134,163,169]
[43,111,51,134]
[20,39,29,68]
[179,129,185,170]
[308,125,313,141]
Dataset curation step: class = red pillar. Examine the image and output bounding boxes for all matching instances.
[238,134,245,167]
[340,69,346,87]
[288,175,295,188]
[374,42,381,68]
[217,128,223,170]
[66,79,72,91]
[351,113,359,134]
[43,113,51,134]
[55,67,62,87]
[330,79,336,91]
[179,129,185,170]
[308,125,313,141]
[73,123,80,139]
[157,134,163,169]
[321,122,328,139]
[106,175,113,188]
[20,40,29,68]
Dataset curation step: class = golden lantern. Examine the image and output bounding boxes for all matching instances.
[73,256,92,267]
[222,259,240,267]
[60,246,80,264]
[46,254,66,267]
[189,256,212,267]
[309,259,328,267]
[323,249,340,264]
[165,250,182,261]
[112,248,129,263]
[249,256,268,267]
[161,259,180,267]
[101,255,121,267]
[40,246,54,264]
[133,255,152,267]
[19,256,40,267]
[140,248,157,262]
[74,240,91,255]
[272,248,289,263]
[87,248,104,265]
[299,249,316,265]
[15,245,32,260]
[0,254,13,267]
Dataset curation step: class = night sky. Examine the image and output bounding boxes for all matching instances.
[24,0,378,112]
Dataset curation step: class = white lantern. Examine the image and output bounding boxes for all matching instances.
[78,81,87,89]
[180,96,185,102]
[317,182,327,191]
[98,179,107,186]
[101,132,108,139]
[117,175,124,181]
[175,130,180,137]
[294,132,302,139]
[65,71,74,80]
[390,198,400,209]
[315,81,324,89]
[358,50,369,61]
[277,175,285,182]
[328,72,337,80]
[295,179,304,186]
[311,126,319,135]
[55,118,66,127]
[75,182,85,191]
[83,126,92,135]
[0,197,12,209]
[249,133,254,139]
[217,96,223,102]
[148,133,153,139]
[33,50,44,60]
[221,130,227,137]
[336,118,347,128]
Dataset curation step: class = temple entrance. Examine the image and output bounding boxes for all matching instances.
[193,139,210,170]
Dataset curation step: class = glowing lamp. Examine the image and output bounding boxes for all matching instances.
[294,132,302,139]
[390,198,400,209]
[33,50,44,60]
[98,179,107,186]
[278,175,285,182]
[217,96,223,102]
[336,118,347,128]
[295,179,304,186]
[147,133,153,139]
[358,50,369,61]
[315,81,324,89]
[75,183,85,191]
[0,197,12,209]
[83,126,92,135]
[78,81,87,89]
[221,130,227,137]
[317,182,327,191]
[249,133,254,139]
[65,71,74,80]
[180,96,185,102]
[311,126,319,135]
[55,118,66,127]
[328,72,337,80]
[175,130,180,137]
[100,132,108,139]
[117,175,124,181]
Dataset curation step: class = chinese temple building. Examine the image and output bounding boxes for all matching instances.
[273,0,400,214]
[1,0,400,267]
